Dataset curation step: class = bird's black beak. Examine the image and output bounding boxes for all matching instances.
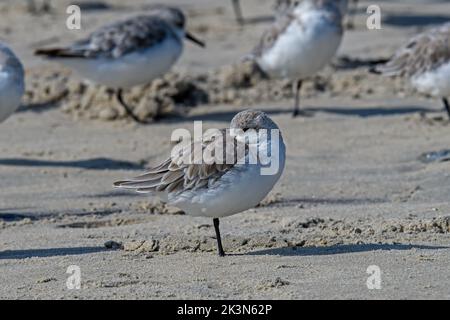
[185,32,205,48]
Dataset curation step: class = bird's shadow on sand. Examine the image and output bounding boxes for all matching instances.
[0,157,144,170]
[246,243,448,257]
[383,14,450,28]
[0,247,110,260]
[332,56,389,70]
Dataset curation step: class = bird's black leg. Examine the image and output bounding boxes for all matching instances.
[213,218,225,257]
[116,88,147,124]
[232,0,244,25]
[346,0,358,29]
[292,80,303,118]
[443,97,450,120]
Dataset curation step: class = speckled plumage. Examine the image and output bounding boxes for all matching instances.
[115,110,280,197]
[376,22,450,78]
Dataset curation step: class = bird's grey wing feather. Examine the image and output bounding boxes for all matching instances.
[114,129,246,195]
[376,23,450,77]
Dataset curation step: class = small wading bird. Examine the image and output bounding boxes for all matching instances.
[0,42,25,124]
[35,6,205,123]
[374,22,450,119]
[114,110,286,256]
[231,0,358,27]
[247,0,345,117]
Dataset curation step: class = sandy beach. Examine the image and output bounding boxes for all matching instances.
[0,0,450,299]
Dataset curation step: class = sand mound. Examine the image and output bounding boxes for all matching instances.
[23,59,413,122]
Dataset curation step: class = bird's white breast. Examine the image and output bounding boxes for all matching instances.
[411,62,450,97]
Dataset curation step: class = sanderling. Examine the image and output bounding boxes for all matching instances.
[374,22,450,119]
[248,0,344,117]
[345,0,359,29]
[0,42,25,124]
[230,0,295,25]
[114,110,286,256]
[35,6,204,123]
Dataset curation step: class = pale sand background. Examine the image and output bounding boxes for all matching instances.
[1,0,450,299]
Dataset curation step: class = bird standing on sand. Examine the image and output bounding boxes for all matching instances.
[0,42,24,124]
[374,22,450,119]
[248,0,345,117]
[114,110,286,256]
[35,6,205,123]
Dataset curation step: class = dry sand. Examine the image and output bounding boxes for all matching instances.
[1,0,450,299]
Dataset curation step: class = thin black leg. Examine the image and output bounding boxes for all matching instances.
[443,97,450,120]
[292,80,303,118]
[213,218,225,257]
[116,88,147,124]
[232,0,244,25]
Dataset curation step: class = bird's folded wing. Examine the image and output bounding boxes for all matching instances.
[114,129,247,194]
[376,23,450,77]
